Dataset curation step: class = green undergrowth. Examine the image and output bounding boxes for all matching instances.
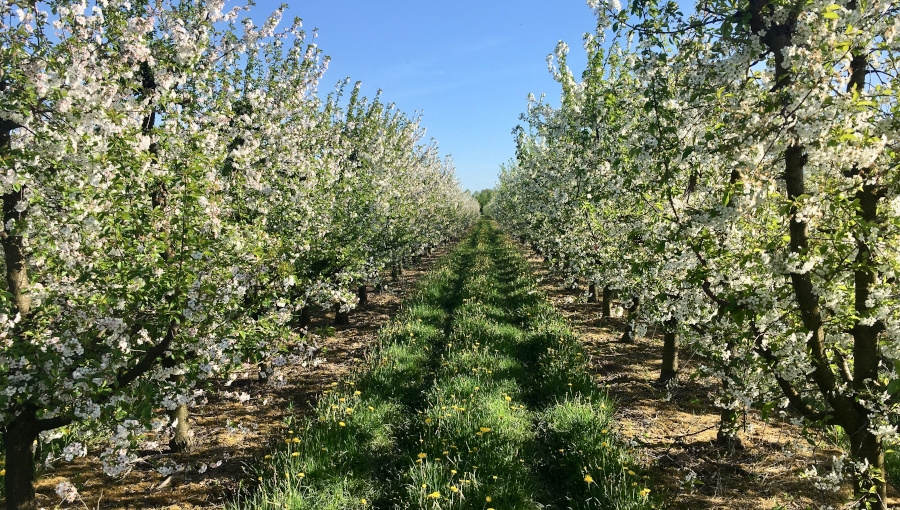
[231,220,657,509]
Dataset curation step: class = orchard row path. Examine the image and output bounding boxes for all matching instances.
[236,220,654,509]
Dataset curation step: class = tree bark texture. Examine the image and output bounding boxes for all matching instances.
[659,318,679,384]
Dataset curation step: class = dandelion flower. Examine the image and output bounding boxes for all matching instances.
[417,452,427,459]
[639,488,651,497]
[427,491,441,499]
[584,474,595,484]
[339,422,346,427]
[479,427,491,433]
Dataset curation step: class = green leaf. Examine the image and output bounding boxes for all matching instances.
[822,11,840,19]
[888,379,900,396]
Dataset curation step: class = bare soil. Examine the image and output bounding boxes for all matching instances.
[19,248,450,510]
[522,248,900,510]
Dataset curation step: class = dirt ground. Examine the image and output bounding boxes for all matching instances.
[523,249,900,510]
[13,237,900,510]
[18,247,450,510]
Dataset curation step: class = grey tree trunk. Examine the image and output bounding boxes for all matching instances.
[358,285,368,307]
[659,318,679,384]
[3,413,40,510]
[333,303,349,326]
[601,286,612,318]
[587,283,598,304]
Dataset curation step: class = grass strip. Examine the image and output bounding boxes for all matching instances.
[232,221,657,509]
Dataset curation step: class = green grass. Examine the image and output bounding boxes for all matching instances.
[231,220,658,509]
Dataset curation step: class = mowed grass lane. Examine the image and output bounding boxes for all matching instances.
[233,220,656,509]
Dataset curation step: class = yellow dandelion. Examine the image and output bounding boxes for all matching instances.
[479,427,491,433]
[450,486,459,493]
[354,390,361,395]
[628,470,636,476]
[292,437,301,443]
[486,496,492,502]
[291,452,300,457]
[298,472,305,478]
[265,454,272,459]
[360,498,367,504]
[339,422,346,427]
[417,452,427,459]
[584,474,595,484]
[425,418,432,424]
[427,491,441,499]
[639,488,651,497]
[346,408,353,413]
[451,469,457,474]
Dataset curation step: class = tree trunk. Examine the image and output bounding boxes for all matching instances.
[715,407,742,451]
[619,296,639,343]
[3,415,40,510]
[601,286,612,318]
[659,318,679,384]
[358,285,368,307]
[293,306,311,331]
[587,283,598,304]
[168,401,193,453]
[849,429,887,509]
[333,304,349,326]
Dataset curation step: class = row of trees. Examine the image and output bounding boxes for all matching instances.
[0,1,479,508]
[490,0,898,507]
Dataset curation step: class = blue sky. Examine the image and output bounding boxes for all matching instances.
[253,1,599,192]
